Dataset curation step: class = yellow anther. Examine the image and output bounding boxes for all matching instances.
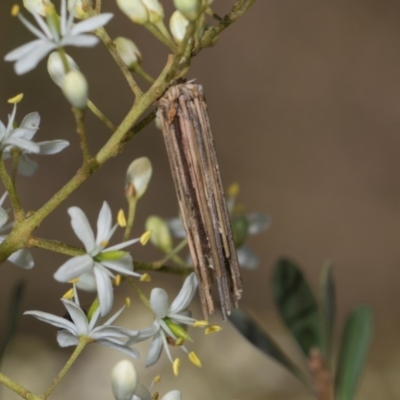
[175,338,184,346]
[114,274,121,286]
[140,230,152,246]
[172,358,180,377]
[188,351,202,368]
[140,273,151,282]
[11,5,20,16]
[44,4,53,14]
[100,240,108,247]
[62,288,75,300]
[125,297,131,307]
[227,182,240,198]
[152,393,159,400]
[205,325,223,334]
[117,209,127,227]
[8,93,23,104]
[153,375,161,384]
[68,278,79,284]
[192,320,209,327]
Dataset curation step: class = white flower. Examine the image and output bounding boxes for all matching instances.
[4,0,113,75]
[169,11,189,44]
[54,201,142,316]
[0,192,34,269]
[114,37,142,70]
[116,0,149,25]
[62,70,88,109]
[130,273,200,370]
[0,95,70,176]
[125,157,152,200]
[133,384,182,400]
[23,0,52,16]
[24,294,143,357]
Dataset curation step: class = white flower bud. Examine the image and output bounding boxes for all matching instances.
[155,115,162,130]
[161,390,183,400]
[116,0,149,25]
[62,70,88,109]
[125,157,152,199]
[114,37,142,70]
[111,360,138,400]
[173,0,201,21]
[142,0,164,23]
[145,216,173,253]
[169,11,189,43]
[68,0,90,19]
[47,52,79,87]
[23,0,52,16]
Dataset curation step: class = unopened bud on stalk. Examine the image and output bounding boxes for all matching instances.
[142,0,164,23]
[173,0,201,21]
[125,157,152,200]
[116,0,149,24]
[114,37,142,70]
[23,0,52,16]
[68,0,90,19]
[169,10,189,43]
[62,70,88,109]
[47,52,79,87]
[111,360,138,400]
[145,216,173,253]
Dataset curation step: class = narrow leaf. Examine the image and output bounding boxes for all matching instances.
[229,308,310,388]
[272,258,320,357]
[319,261,335,362]
[0,281,26,364]
[335,306,373,400]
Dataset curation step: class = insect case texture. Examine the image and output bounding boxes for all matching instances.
[157,82,243,320]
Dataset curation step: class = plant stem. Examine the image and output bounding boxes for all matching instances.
[42,337,89,399]
[153,239,188,268]
[28,237,84,257]
[0,372,41,400]
[135,261,194,275]
[126,276,151,309]
[145,22,177,52]
[134,64,156,84]
[87,100,117,132]
[72,108,91,162]
[123,198,137,241]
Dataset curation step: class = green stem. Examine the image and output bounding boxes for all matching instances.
[42,337,89,399]
[154,239,188,268]
[57,48,70,73]
[123,198,137,241]
[135,261,194,275]
[0,155,23,221]
[96,27,143,99]
[145,22,177,52]
[72,108,91,162]
[87,100,117,132]
[0,372,41,400]
[10,149,21,185]
[134,64,156,84]
[126,276,151,309]
[28,237,84,257]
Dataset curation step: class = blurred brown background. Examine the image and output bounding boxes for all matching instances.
[0,0,400,399]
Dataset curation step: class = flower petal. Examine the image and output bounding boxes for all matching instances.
[133,384,152,400]
[4,39,46,62]
[24,310,77,333]
[20,112,40,129]
[145,332,163,367]
[76,271,97,292]
[246,212,271,235]
[57,330,79,347]
[94,266,114,316]
[61,299,89,335]
[97,339,140,358]
[8,249,34,269]
[68,207,96,253]
[36,140,70,154]
[106,237,140,252]
[149,288,169,318]
[54,254,93,282]
[96,201,112,245]
[101,254,137,276]
[61,34,99,47]
[169,272,198,314]
[167,217,186,239]
[4,137,40,153]
[237,245,259,269]
[161,391,182,400]
[14,41,56,75]
[17,155,38,176]
[70,13,113,36]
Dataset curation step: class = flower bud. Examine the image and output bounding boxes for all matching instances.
[125,157,152,200]
[173,0,201,21]
[114,37,142,70]
[145,216,173,253]
[116,0,149,24]
[142,0,164,23]
[161,390,183,400]
[68,0,90,19]
[111,360,138,400]
[169,11,189,43]
[62,70,88,109]
[47,51,79,87]
[23,0,52,16]
[231,216,249,248]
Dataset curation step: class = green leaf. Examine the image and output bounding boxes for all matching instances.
[272,258,320,357]
[335,306,373,400]
[0,280,26,365]
[319,261,335,362]
[228,308,310,388]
